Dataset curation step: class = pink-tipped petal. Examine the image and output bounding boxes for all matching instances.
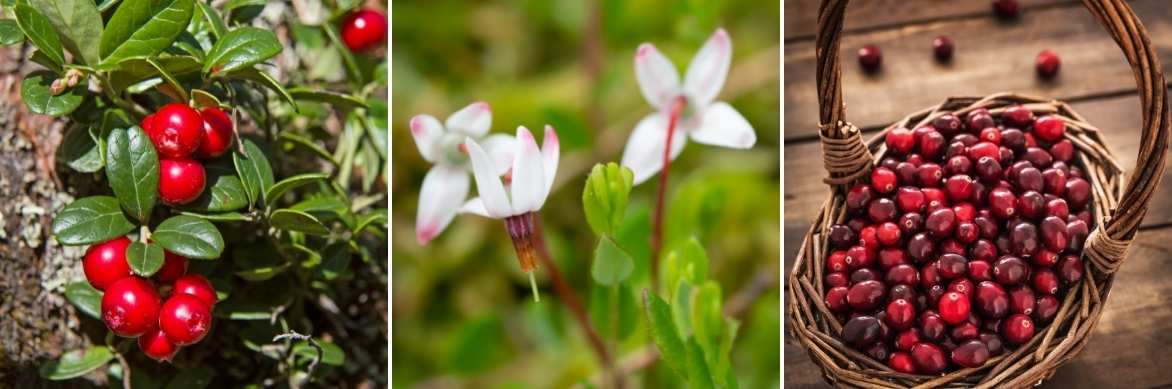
[446,101,492,137]
[465,139,513,218]
[510,126,546,214]
[460,197,490,217]
[635,43,681,109]
[684,28,732,107]
[540,125,560,201]
[416,164,469,245]
[409,114,444,162]
[479,133,517,176]
[620,113,688,185]
[690,102,756,149]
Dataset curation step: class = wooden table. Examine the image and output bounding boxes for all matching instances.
[783,1,1172,387]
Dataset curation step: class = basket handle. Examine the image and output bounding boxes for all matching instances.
[814,0,1169,274]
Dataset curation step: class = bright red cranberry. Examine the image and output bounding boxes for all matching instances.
[1024,133,1038,148]
[885,299,916,330]
[859,226,880,252]
[828,224,857,248]
[968,141,998,162]
[847,280,886,311]
[140,113,155,133]
[886,127,915,154]
[944,175,975,201]
[886,264,920,286]
[896,187,926,213]
[149,103,205,158]
[938,291,970,325]
[989,187,1017,219]
[1002,106,1034,128]
[907,233,936,263]
[953,203,976,221]
[858,44,882,72]
[951,339,990,368]
[876,222,901,247]
[139,327,180,362]
[827,250,848,273]
[994,256,1030,286]
[923,188,949,210]
[910,342,948,374]
[1033,116,1066,143]
[926,208,957,238]
[83,236,133,291]
[1034,295,1060,323]
[1010,223,1039,257]
[975,281,1009,319]
[1032,249,1060,267]
[851,268,880,284]
[340,9,388,52]
[1036,50,1061,79]
[158,158,206,205]
[101,277,162,337]
[878,248,909,269]
[195,107,234,159]
[842,315,883,349]
[1002,314,1035,344]
[871,168,898,194]
[895,330,920,351]
[1033,268,1060,295]
[1009,287,1037,318]
[826,272,849,288]
[159,294,212,346]
[153,251,188,284]
[1046,198,1070,220]
[917,163,944,187]
[1057,255,1084,284]
[969,260,994,282]
[868,198,898,223]
[1050,140,1074,162]
[920,130,947,160]
[173,274,217,307]
[979,127,1001,143]
[825,286,850,312]
[932,35,954,62]
[847,183,875,211]
[889,351,918,373]
[845,246,870,270]
[1065,178,1091,210]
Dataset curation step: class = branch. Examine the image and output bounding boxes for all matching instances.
[273,331,322,379]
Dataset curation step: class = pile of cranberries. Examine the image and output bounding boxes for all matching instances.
[823,105,1091,374]
[141,103,235,205]
[86,236,219,362]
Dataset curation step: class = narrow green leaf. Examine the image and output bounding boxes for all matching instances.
[127,241,165,276]
[65,281,102,320]
[29,0,102,66]
[269,209,329,235]
[690,281,723,360]
[352,211,387,235]
[0,19,25,46]
[233,138,274,206]
[287,87,367,110]
[589,284,637,342]
[100,0,194,67]
[152,215,224,259]
[178,211,250,222]
[642,290,687,378]
[203,27,281,74]
[194,0,226,39]
[264,173,328,206]
[292,340,345,366]
[279,132,337,165]
[591,237,634,286]
[106,127,159,222]
[39,346,114,380]
[13,4,64,66]
[232,67,296,107]
[20,71,84,117]
[685,338,717,389]
[51,196,135,245]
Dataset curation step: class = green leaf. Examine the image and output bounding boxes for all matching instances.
[591,237,633,286]
[194,0,226,39]
[685,338,717,389]
[231,68,296,108]
[352,210,386,235]
[278,132,337,165]
[13,4,64,66]
[178,211,250,222]
[292,340,345,366]
[152,215,224,259]
[108,56,201,95]
[106,127,159,222]
[582,162,634,237]
[690,281,723,360]
[21,70,83,117]
[52,196,135,245]
[662,237,710,294]
[100,0,194,68]
[127,241,165,277]
[287,87,367,110]
[188,158,248,212]
[642,290,687,378]
[203,27,281,74]
[29,0,103,66]
[264,173,328,206]
[59,124,103,172]
[589,284,637,342]
[0,19,25,46]
[65,281,102,320]
[190,88,221,108]
[270,209,329,235]
[233,138,274,206]
[39,346,113,380]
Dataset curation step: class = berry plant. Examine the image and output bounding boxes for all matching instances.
[2,0,387,386]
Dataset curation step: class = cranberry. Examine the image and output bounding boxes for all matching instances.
[1002,314,1035,344]
[101,277,162,337]
[827,224,857,248]
[869,198,898,223]
[945,142,968,160]
[846,183,875,211]
[944,175,975,201]
[876,222,902,246]
[955,222,979,243]
[871,167,898,194]
[886,127,915,154]
[1001,128,1026,151]
[938,291,970,325]
[1057,255,1084,284]
[940,239,965,256]
[1065,178,1091,210]
[173,274,217,307]
[1050,140,1074,162]
[932,36,954,62]
[826,272,849,288]
[899,213,924,235]
[910,342,948,374]
[847,280,886,311]
[926,208,957,238]
[340,9,388,52]
[1033,268,1060,295]
[967,109,995,130]
[895,187,926,213]
[1022,147,1053,169]
[1009,222,1039,256]
[878,248,909,269]
[148,103,205,158]
[920,311,947,341]
[921,264,942,288]
[896,162,919,185]
[851,268,880,284]
[842,315,883,349]
[969,260,994,281]
[979,127,1001,144]
[1009,286,1036,316]
[951,340,990,368]
[158,158,206,205]
[951,322,980,342]
[845,246,871,270]
[890,284,918,303]
[1032,249,1060,267]
[923,188,949,210]
[866,342,890,362]
[1002,106,1034,128]
[827,250,848,273]
[907,154,925,166]
[933,115,963,136]
[1036,50,1061,79]
[859,226,879,252]
[907,233,936,262]
[139,327,180,362]
[975,157,1002,182]
[141,114,155,133]
[1046,198,1070,220]
[948,278,975,296]
[895,330,920,351]
[886,264,920,286]
[937,254,967,279]
[825,286,850,312]
[989,187,1017,219]
[974,281,1009,319]
[1016,167,1044,192]
[1018,191,1045,220]
[994,256,1030,286]
[83,236,133,291]
[1066,220,1089,251]
[917,163,944,187]
[919,130,947,160]
[1034,295,1060,323]
[159,294,212,346]
[974,216,999,239]
[858,45,882,72]
[889,352,918,373]
[880,157,900,171]
[992,0,1019,18]
[848,217,868,232]
[885,299,916,330]
[154,251,189,284]
[1039,216,1068,252]
[195,107,234,159]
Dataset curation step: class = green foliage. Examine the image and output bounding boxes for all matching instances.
[203,27,281,74]
[582,162,634,237]
[20,70,84,116]
[14,3,65,66]
[127,241,166,276]
[591,236,634,286]
[27,0,103,66]
[105,127,160,222]
[100,0,194,67]
[233,138,275,206]
[152,215,225,259]
[0,19,24,46]
[64,281,102,320]
[51,196,135,245]
[40,347,113,380]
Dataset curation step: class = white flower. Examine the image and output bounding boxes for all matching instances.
[620,28,756,185]
[410,102,516,245]
[461,125,560,219]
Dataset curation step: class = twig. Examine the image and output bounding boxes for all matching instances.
[112,351,132,389]
[273,331,323,378]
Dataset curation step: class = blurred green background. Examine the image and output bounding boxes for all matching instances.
[391,0,779,387]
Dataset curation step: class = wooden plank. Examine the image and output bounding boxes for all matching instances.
[784,225,1172,388]
[782,0,1172,140]
[784,0,1078,41]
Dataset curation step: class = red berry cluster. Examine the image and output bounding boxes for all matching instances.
[86,237,218,362]
[824,106,1091,374]
[340,8,387,52]
[141,103,234,205]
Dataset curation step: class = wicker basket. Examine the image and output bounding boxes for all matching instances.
[785,0,1169,388]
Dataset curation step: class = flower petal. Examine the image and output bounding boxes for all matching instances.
[510,126,546,214]
[409,114,444,162]
[541,125,560,201]
[683,28,731,107]
[465,138,512,218]
[689,102,756,149]
[445,101,492,137]
[479,133,516,176]
[635,43,681,110]
[620,113,688,185]
[460,197,490,217]
[416,164,469,245]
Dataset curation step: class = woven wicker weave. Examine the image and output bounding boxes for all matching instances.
[786,1,1169,388]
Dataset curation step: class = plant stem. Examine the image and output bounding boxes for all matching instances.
[532,215,621,389]
[650,96,688,291]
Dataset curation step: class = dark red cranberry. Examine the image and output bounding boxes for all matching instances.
[955,222,979,243]
[917,163,944,187]
[1016,167,1044,193]
[975,281,1009,319]
[825,286,850,312]
[826,272,849,288]
[944,175,975,202]
[886,264,920,286]
[1066,220,1089,251]
[907,233,936,262]
[933,114,963,136]
[989,187,1017,219]
[828,224,857,248]
[827,250,848,273]
[858,45,882,72]
[1057,255,1084,284]
[845,246,872,270]
[1018,191,1045,220]
[890,284,917,302]
[1050,140,1074,162]
[938,291,970,325]
[1003,106,1034,128]
[945,142,968,160]
[971,240,998,263]
[1036,50,1061,79]
[1033,268,1060,295]
[1039,216,1068,252]
[948,279,975,297]
[932,35,954,62]
[910,342,948,374]
[889,352,918,374]
[886,127,916,154]
[842,315,883,349]
[847,280,886,311]
[978,332,1004,356]
[922,264,942,288]
[848,217,868,233]
[1002,314,1035,344]
[968,109,995,130]
[952,323,981,343]
[974,216,999,239]
[951,340,990,368]
[945,156,971,177]
[880,157,900,172]
[869,198,898,223]
[895,330,920,351]
[919,311,947,341]
[940,239,966,256]
[994,256,1030,286]
[1010,223,1039,257]
[895,162,918,184]
[866,342,890,362]
[969,260,994,282]
[1046,198,1070,220]
[851,268,880,284]
[847,183,875,211]
[926,208,957,238]
[885,299,916,330]
[975,156,1002,182]
[1022,147,1053,169]
[1001,128,1026,151]
[879,248,910,269]
[1032,249,1060,267]
[992,0,1019,18]
[919,130,947,160]
[1008,286,1036,316]
[1065,178,1091,210]
[937,254,968,279]
[1034,295,1060,323]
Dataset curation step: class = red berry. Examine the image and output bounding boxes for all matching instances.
[847,280,886,311]
[871,167,898,194]
[885,299,916,330]
[101,277,162,337]
[886,127,915,154]
[1033,268,1061,295]
[1002,105,1034,128]
[895,187,926,213]
[992,0,1019,18]
[159,294,213,346]
[886,264,919,286]
[919,130,946,160]
[1036,50,1061,79]
[910,342,948,374]
[1065,178,1091,210]
[926,208,957,238]
[1033,115,1066,142]
[846,183,875,211]
[340,9,387,52]
[994,256,1030,286]
[196,107,234,159]
[1034,295,1061,323]
[842,315,883,349]
[1002,313,1035,344]
[826,272,849,288]
[895,330,920,351]
[969,260,994,282]
[1050,140,1074,162]
[975,281,1009,319]
[932,36,954,62]
[828,224,857,248]
[920,311,947,341]
[938,291,970,325]
[827,250,849,273]
[825,286,850,312]
[889,352,918,374]
[988,187,1017,219]
[83,236,133,291]
[846,245,872,269]
[1057,255,1084,284]
[139,327,180,362]
[858,45,882,72]
[140,114,155,133]
[173,274,217,307]
[149,103,205,158]
[876,222,902,247]
[153,252,189,284]
[158,158,206,205]
[951,339,990,368]
[868,198,898,223]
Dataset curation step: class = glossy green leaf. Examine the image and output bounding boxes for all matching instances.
[106,127,159,222]
[270,209,329,235]
[203,27,281,74]
[287,87,366,110]
[20,70,83,117]
[352,211,387,235]
[278,132,337,165]
[190,88,221,108]
[178,211,250,222]
[233,138,274,206]
[13,4,64,66]
[127,241,165,277]
[264,173,328,206]
[231,68,297,107]
[39,346,113,380]
[100,0,194,67]
[29,0,102,66]
[52,196,135,245]
[591,237,633,286]
[642,290,687,378]
[65,281,102,320]
[0,19,24,45]
[194,0,226,39]
[108,56,201,95]
[152,215,224,259]
[582,162,633,236]
[188,158,248,212]
[59,124,103,172]
[292,340,345,366]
